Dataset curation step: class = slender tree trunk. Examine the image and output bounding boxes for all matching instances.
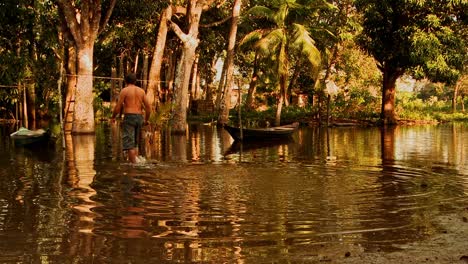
[287,64,300,105]
[215,58,227,112]
[245,52,259,110]
[275,75,286,126]
[26,80,36,125]
[110,58,117,110]
[166,49,177,102]
[218,0,241,125]
[461,95,465,112]
[275,83,284,126]
[148,5,172,110]
[452,81,460,113]
[381,68,401,125]
[21,83,28,127]
[205,55,217,102]
[191,55,199,100]
[119,54,124,90]
[142,52,149,91]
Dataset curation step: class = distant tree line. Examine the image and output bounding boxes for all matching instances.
[0,0,466,132]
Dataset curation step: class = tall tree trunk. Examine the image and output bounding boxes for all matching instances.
[275,75,286,126]
[172,44,197,133]
[452,80,460,113]
[110,58,117,110]
[381,67,401,125]
[57,0,116,134]
[142,52,149,91]
[169,0,204,133]
[287,63,300,105]
[191,55,199,100]
[73,43,95,134]
[218,0,241,125]
[215,57,227,112]
[147,5,172,110]
[204,55,218,102]
[26,82,36,125]
[245,52,259,110]
[165,49,177,102]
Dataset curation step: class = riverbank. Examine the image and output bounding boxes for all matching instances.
[299,208,468,263]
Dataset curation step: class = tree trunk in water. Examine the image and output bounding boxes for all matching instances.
[57,0,116,134]
[452,80,460,113]
[147,6,172,110]
[275,72,287,126]
[275,84,284,126]
[169,0,204,133]
[64,45,77,133]
[72,44,95,134]
[172,45,197,133]
[218,0,241,125]
[245,52,259,110]
[381,68,400,125]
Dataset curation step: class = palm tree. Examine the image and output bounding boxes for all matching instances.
[240,0,324,126]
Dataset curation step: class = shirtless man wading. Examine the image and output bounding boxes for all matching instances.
[111,73,151,163]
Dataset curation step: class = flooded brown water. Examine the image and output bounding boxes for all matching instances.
[0,122,467,263]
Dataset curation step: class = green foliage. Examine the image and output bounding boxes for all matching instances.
[93,81,112,119]
[396,91,468,122]
[151,102,172,127]
[356,0,467,83]
[332,88,380,120]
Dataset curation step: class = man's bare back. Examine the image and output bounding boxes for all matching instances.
[112,84,151,123]
[120,85,148,115]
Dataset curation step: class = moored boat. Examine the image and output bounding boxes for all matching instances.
[10,127,51,147]
[223,122,299,141]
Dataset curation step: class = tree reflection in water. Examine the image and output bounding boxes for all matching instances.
[0,123,467,262]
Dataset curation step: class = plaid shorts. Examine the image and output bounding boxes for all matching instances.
[122,114,143,150]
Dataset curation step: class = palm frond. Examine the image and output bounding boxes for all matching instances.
[255,29,285,56]
[291,23,321,75]
[239,30,267,50]
[246,6,276,23]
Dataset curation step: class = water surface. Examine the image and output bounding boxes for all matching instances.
[0,123,467,263]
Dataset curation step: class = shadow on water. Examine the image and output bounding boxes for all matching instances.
[0,122,467,262]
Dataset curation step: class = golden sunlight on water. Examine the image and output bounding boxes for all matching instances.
[0,123,467,263]
[66,134,100,234]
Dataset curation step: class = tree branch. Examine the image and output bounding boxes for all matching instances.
[200,15,231,28]
[98,0,117,35]
[56,0,82,45]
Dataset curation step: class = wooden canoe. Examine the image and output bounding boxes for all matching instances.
[223,122,299,141]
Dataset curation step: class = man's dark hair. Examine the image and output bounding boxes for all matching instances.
[125,73,137,85]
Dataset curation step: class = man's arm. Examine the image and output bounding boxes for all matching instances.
[111,90,126,119]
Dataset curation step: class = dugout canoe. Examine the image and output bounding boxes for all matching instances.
[223,122,299,141]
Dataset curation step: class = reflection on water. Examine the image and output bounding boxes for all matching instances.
[0,123,467,262]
